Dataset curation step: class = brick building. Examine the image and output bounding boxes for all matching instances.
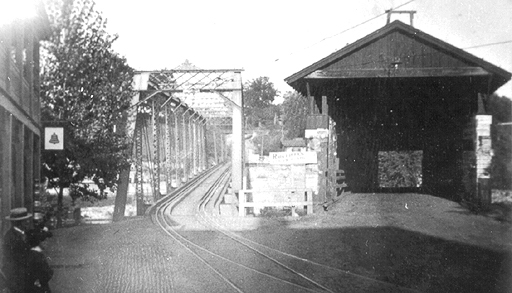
[0,1,49,233]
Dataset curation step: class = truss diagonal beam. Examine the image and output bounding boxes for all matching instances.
[199,71,228,90]
[216,91,240,109]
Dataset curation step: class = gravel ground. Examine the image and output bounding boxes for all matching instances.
[42,192,511,293]
[230,193,512,292]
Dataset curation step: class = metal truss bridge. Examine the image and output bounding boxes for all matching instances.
[116,68,243,215]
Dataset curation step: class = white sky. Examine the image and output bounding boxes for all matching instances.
[95,0,512,100]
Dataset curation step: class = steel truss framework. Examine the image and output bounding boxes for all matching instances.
[121,69,243,215]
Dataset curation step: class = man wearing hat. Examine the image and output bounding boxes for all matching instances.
[3,207,33,293]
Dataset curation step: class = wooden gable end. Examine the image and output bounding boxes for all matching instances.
[312,30,488,79]
[287,21,510,94]
[325,31,473,70]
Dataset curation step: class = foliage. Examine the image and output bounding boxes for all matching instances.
[281,91,309,139]
[243,77,279,128]
[378,151,423,188]
[487,94,512,189]
[40,0,134,225]
[252,128,283,156]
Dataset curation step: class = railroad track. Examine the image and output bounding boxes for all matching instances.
[151,164,422,293]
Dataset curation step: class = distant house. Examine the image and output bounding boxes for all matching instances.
[282,138,307,152]
[0,1,50,233]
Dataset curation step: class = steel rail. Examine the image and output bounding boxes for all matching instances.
[195,173,336,293]
[151,165,244,293]
[198,177,423,293]
[159,207,322,292]
[151,166,326,292]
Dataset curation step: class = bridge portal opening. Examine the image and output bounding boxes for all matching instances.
[378,150,423,189]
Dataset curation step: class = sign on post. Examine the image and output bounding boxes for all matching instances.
[268,151,317,165]
[44,127,64,150]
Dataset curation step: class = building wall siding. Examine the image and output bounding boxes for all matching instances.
[0,13,46,234]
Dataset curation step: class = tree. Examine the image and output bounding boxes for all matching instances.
[378,151,423,188]
[243,77,279,127]
[40,0,134,227]
[280,91,309,139]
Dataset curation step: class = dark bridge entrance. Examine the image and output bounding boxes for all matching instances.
[286,21,511,201]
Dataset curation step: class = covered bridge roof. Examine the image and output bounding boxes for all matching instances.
[285,20,511,95]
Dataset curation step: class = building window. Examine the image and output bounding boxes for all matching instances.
[11,116,23,207]
[10,25,18,66]
[24,127,33,210]
[0,106,10,232]
[33,133,40,192]
[23,30,33,84]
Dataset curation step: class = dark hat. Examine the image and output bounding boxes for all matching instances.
[5,207,33,221]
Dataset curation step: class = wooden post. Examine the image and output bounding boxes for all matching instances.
[238,190,246,216]
[306,82,317,114]
[322,95,328,115]
[475,94,493,206]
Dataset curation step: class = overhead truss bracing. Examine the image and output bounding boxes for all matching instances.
[135,69,243,126]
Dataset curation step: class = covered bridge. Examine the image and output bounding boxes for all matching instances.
[285,20,511,201]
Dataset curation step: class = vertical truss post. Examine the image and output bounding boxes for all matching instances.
[201,119,207,171]
[198,119,204,171]
[135,114,145,216]
[232,72,244,192]
[220,133,225,163]
[191,114,198,176]
[195,116,200,173]
[188,113,196,178]
[165,103,172,194]
[196,116,204,172]
[213,128,218,165]
[115,72,149,221]
[174,108,181,188]
[152,100,161,201]
[182,108,191,182]
[199,118,204,172]
[188,113,195,178]
[114,97,139,222]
